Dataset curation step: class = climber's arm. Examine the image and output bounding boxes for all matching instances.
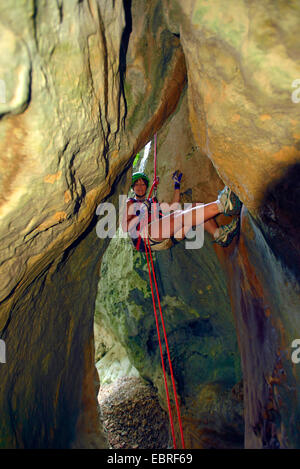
[171,170,182,208]
[121,199,137,233]
[172,187,181,205]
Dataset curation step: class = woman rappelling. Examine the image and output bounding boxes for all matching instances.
[122,170,242,252]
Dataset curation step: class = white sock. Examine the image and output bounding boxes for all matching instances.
[216,199,224,213]
[213,228,220,239]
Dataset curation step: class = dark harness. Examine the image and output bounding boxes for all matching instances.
[128,197,162,252]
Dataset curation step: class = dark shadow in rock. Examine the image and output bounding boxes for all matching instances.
[118,0,132,128]
[259,162,300,281]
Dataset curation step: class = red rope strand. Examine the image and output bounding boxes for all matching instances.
[154,133,157,181]
[144,236,177,448]
[148,133,158,199]
[141,132,185,448]
[146,237,186,449]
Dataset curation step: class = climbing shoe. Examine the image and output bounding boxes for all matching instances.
[213,217,240,247]
[218,186,242,216]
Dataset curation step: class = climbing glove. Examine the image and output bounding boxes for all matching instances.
[172,170,183,190]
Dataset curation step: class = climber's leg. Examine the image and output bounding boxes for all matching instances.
[204,218,219,236]
[172,204,219,240]
[149,201,220,241]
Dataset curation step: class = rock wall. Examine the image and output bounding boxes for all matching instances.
[163,0,300,211]
[0,0,299,449]
[227,208,300,448]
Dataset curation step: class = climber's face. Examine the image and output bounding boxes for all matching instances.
[133,178,147,198]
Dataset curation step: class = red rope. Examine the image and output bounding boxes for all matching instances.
[145,237,186,449]
[142,132,185,448]
[154,133,157,181]
[148,133,158,199]
[144,236,177,448]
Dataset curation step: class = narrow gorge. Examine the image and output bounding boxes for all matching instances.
[0,0,299,450]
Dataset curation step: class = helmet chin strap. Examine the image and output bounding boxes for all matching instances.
[134,191,147,200]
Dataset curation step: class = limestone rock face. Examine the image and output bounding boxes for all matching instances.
[228,209,300,449]
[162,0,300,211]
[96,342,140,386]
[0,0,186,312]
[0,0,299,449]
